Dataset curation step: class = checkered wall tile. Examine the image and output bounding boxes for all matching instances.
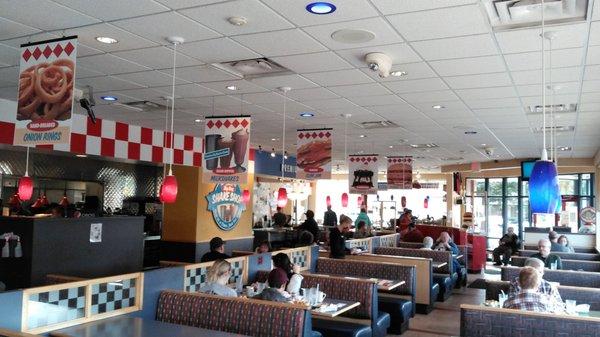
[185,267,208,292]
[27,286,86,329]
[91,278,137,315]
[379,235,397,248]
[346,239,369,250]
[228,260,244,284]
[290,250,308,268]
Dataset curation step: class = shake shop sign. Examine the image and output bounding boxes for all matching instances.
[206,183,246,231]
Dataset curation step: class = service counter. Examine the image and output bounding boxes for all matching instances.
[0,216,144,290]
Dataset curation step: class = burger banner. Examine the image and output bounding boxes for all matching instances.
[296,128,332,180]
[14,36,78,146]
[203,115,251,184]
[348,154,379,194]
[387,156,413,189]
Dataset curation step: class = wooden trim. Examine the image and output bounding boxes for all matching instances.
[460,303,600,323]
[159,260,190,267]
[0,328,41,337]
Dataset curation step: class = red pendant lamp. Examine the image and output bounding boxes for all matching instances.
[160,175,178,204]
[341,193,349,207]
[326,195,331,207]
[18,147,34,201]
[277,187,288,208]
[424,197,429,209]
[401,196,407,208]
[242,189,251,204]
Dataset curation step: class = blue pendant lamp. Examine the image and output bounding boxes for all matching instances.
[530,2,560,215]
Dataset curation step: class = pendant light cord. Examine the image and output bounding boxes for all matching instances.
[344,116,348,159]
[549,37,554,163]
[169,42,178,175]
[541,0,547,160]
[25,146,30,176]
[163,98,169,178]
[282,91,286,179]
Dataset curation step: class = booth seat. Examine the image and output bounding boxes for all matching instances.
[316,257,415,334]
[156,290,320,337]
[461,304,600,337]
[520,249,600,261]
[510,256,600,272]
[396,243,470,276]
[501,266,600,288]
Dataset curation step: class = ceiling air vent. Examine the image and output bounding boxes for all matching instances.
[410,143,439,149]
[482,0,588,31]
[441,157,464,161]
[532,125,575,133]
[527,103,577,114]
[214,58,291,78]
[355,120,400,129]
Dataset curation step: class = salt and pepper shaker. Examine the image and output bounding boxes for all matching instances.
[1,238,9,258]
[14,237,22,258]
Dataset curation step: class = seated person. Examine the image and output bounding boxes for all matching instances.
[353,221,372,239]
[298,210,319,242]
[557,235,575,253]
[493,226,519,266]
[272,207,287,228]
[397,208,412,232]
[255,240,271,254]
[433,232,464,281]
[401,222,424,243]
[531,239,563,269]
[200,237,231,262]
[421,236,434,250]
[272,253,303,295]
[199,259,237,297]
[503,266,551,312]
[508,258,564,312]
[252,268,291,302]
[549,231,570,252]
[297,230,315,247]
[329,215,352,259]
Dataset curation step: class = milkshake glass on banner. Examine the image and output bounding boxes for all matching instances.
[217,137,235,169]
[205,134,222,170]
[232,128,249,173]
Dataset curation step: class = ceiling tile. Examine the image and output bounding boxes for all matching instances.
[300,98,358,110]
[113,46,204,70]
[242,91,286,104]
[583,80,600,93]
[0,17,41,40]
[518,82,580,96]
[587,45,600,65]
[113,12,220,45]
[399,90,459,103]
[303,69,374,86]
[75,66,106,79]
[412,100,471,113]
[116,87,172,101]
[589,21,600,46]
[76,76,146,92]
[77,54,151,75]
[444,72,513,89]
[0,43,18,67]
[456,86,517,101]
[511,67,582,85]
[496,23,588,54]
[113,70,190,87]
[411,34,498,61]
[153,0,228,10]
[232,29,326,56]
[0,32,59,48]
[0,0,100,31]
[585,65,600,80]
[384,77,449,93]
[155,83,222,98]
[180,0,293,35]
[359,62,437,82]
[250,74,318,90]
[303,17,404,50]
[347,95,408,107]
[178,38,262,63]
[464,97,521,109]
[335,43,421,67]
[429,55,507,76]
[271,52,354,74]
[371,0,477,15]
[328,83,391,97]
[387,5,489,41]
[175,65,241,83]
[201,79,269,94]
[0,66,18,88]
[261,0,380,27]
[504,48,583,71]
[287,87,340,101]
[65,23,158,52]
[52,0,169,21]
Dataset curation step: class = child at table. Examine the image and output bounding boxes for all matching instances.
[252,268,291,302]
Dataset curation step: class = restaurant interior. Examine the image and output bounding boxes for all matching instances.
[1,0,600,336]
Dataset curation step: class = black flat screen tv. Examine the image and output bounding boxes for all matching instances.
[521,160,536,181]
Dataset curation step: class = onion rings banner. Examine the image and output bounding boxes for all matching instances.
[203,115,251,184]
[296,128,332,180]
[348,154,379,194]
[387,156,413,189]
[14,36,77,146]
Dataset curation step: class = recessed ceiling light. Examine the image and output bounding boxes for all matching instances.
[306,2,336,14]
[390,71,408,77]
[227,16,247,26]
[95,36,118,44]
[100,96,118,101]
[76,154,87,158]
[331,29,375,44]
[226,85,238,91]
[557,146,572,151]
[271,138,278,141]
[389,145,393,148]
[432,105,444,109]
[194,119,204,123]
[299,112,314,118]
[359,134,366,138]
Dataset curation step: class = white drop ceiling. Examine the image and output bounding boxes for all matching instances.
[0,0,600,171]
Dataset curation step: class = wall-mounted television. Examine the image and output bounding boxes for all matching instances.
[521,160,536,181]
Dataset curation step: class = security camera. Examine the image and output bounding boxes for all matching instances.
[484,147,495,156]
[74,86,97,124]
[365,52,392,78]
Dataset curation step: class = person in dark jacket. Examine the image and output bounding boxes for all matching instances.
[297,210,319,243]
[272,207,287,228]
[200,237,230,262]
[252,267,291,302]
[329,214,352,259]
[493,227,520,266]
[323,206,337,227]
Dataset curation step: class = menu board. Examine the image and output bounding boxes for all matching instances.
[296,128,332,180]
[203,116,251,184]
[348,154,379,194]
[387,156,413,189]
[14,36,77,146]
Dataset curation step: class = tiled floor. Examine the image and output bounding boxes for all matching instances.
[387,267,496,337]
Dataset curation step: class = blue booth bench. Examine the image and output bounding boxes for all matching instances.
[501,266,600,288]
[519,249,600,261]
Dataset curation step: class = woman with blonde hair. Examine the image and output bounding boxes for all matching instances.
[199,259,237,297]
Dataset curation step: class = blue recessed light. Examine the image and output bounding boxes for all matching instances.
[101,96,118,101]
[306,2,336,15]
[300,112,314,118]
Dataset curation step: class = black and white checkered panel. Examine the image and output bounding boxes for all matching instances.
[185,267,208,292]
[91,278,137,315]
[27,286,86,329]
[290,250,308,269]
[379,235,397,248]
[227,260,244,284]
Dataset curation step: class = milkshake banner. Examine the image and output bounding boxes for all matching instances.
[387,156,413,189]
[348,154,379,194]
[203,115,251,184]
[296,128,332,180]
[14,36,78,146]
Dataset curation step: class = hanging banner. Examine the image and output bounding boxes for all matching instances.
[203,115,251,184]
[296,128,332,180]
[348,154,379,194]
[206,183,246,231]
[14,36,78,146]
[387,156,413,189]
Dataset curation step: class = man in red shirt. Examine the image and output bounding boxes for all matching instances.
[402,222,424,243]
